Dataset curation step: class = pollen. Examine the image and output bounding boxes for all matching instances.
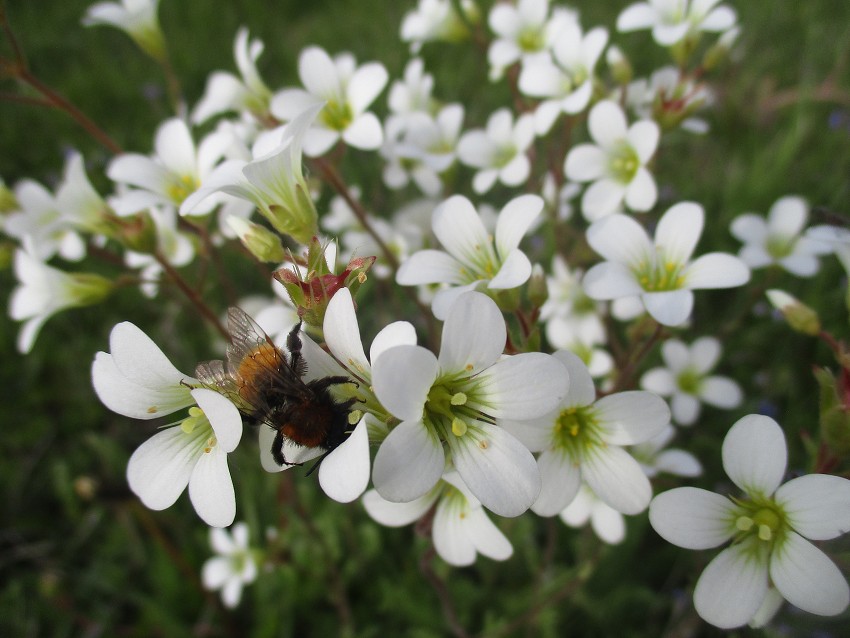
[147,406,158,414]
[203,435,217,454]
[478,439,489,450]
[465,363,474,372]
[450,392,467,406]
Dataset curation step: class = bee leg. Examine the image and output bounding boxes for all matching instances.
[304,450,331,476]
[271,430,287,466]
[309,375,355,393]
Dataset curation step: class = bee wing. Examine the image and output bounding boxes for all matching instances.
[225,307,281,372]
[194,359,252,411]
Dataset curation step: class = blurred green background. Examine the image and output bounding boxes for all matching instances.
[2,1,850,636]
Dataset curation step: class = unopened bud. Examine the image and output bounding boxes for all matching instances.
[766,289,820,336]
[607,45,632,85]
[226,216,286,263]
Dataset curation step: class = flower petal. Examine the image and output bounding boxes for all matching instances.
[583,262,644,299]
[694,543,769,629]
[189,446,236,527]
[494,194,543,259]
[775,474,850,540]
[649,487,736,549]
[655,202,704,264]
[438,291,506,374]
[362,487,440,526]
[564,145,608,182]
[553,350,595,407]
[191,388,242,452]
[323,288,370,379]
[582,445,652,514]
[341,113,384,150]
[586,212,653,266]
[127,426,198,511]
[588,100,627,148]
[642,290,694,326]
[596,391,670,445]
[373,345,438,421]
[318,418,370,503]
[467,506,513,561]
[684,253,751,289]
[396,249,465,286]
[474,352,569,420]
[699,376,742,409]
[432,195,492,268]
[448,422,540,517]
[722,414,787,497]
[372,419,445,502]
[432,495,476,566]
[770,531,850,616]
[531,449,581,516]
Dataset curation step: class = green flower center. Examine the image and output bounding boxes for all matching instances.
[609,142,641,183]
[551,406,604,458]
[730,496,789,553]
[320,99,353,131]
[676,368,703,394]
[179,407,218,453]
[633,252,687,292]
[166,173,200,205]
[518,27,544,53]
[493,144,518,169]
[766,234,796,260]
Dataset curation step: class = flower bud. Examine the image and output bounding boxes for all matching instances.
[226,216,286,263]
[766,289,821,336]
[115,211,159,254]
[815,367,850,457]
[606,45,632,85]
[528,263,548,308]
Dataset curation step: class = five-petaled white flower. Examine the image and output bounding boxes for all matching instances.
[92,321,243,527]
[270,46,388,156]
[617,0,737,47]
[649,414,850,629]
[371,291,569,517]
[518,22,609,133]
[502,351,669,516]
[457,109,536,194]
[400,0,479,54]
[564,100,659,220]
[640,336,742,426]
[397,194,543,319]
[730,195,831,277]
[363,471,512,567]
[583,201,750,326]
[202,522,259,608]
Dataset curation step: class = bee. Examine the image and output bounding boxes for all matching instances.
[195,307,356,467]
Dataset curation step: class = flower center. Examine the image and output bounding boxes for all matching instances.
[731,497,788,552]
[609,142,640,183]
[766,234,796,260]
[493,144,518,169]
[321,99,353,131]
[180,407,218,453]
[517,26,544,53]
[633,251,687,292]
[551,406,604,458]
[166,173,199,204]
[676,368,703,394]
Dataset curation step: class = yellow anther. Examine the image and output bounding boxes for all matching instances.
[451,418,468,437]
[736,516,754,532]
[451,392,467,406]
[758,524,772,541]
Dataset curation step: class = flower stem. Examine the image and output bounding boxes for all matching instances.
[155,251,229,340]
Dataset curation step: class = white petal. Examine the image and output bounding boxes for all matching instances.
[649,487,736,549]
[362,487,439,527]
[770,531,849,616]
[694,543,769,629]
[531,450,581,516]
[654,449,703,477]
[775,474,850,540]
[730,213,768,243]
[671,392,701,426]
[616,4,656,32]
[373,345,438,422]
[684,253,751,289]
[127,426,197,510]
[494,194,543,259]
[341,113,384,150]
[639,367,676,396]
[699,376,742,409]
[582,262,644,299]
[596,391,670,445]
[372,419,445,502]
[298,47,342,99]
[347,62,388,113]
[189,446,236,527]
[586,212,653,265]
[448,423,540,517]
[432,195,492,268]
[554,350,595,407]
[564,145,608,182]
[722,414,787,497]
[323,288,369,379]
[466,507,513,561]
[588,100,628,148]
[155,118,196,176]
[689,336,721,372]
[438,291,505,374]
[318,418,370,503]
[472,169,499,194]
[432,495,476,566]
[627,120,659,162]
[590,502,626,544]
[220,579,243,608]
[655,201,704,264]
[475,352,569,419]
[107,154,170,194]
[396,249,465,285]
[582,178,626,218]
[202,556,232,589]
[257,426,321,472]
[110,322,191,390]
[191,388,242,452]
[582,445,652,514]
[623,167,657,212]
[642,290,694,326]
[488,249,532,289]
[370,321,417,365]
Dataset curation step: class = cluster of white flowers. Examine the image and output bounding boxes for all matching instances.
[4,0,850,629]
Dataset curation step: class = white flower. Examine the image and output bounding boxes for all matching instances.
[180,105,321,244]
[583,201,751,326]
[624,66,713,134]
[82,0,165,60]
[396,193,543,319]
[730,196,831,277]
[457,109,535,194]
[564,100,659,220]
[388,57,436,119]
[10,245,112,353]
[92,322,243,527]
[649,414,850,629]
[640,337,742,426]
[270,46,388,156]
[124,206,195,298]
[363,471,512,567]
[518,22,609,133]
[202,522,259,608]
[107,118,229,215]
[617,0,737,47]
[502,351,669,516]
[632,424,703,478]
[191,28,273,124]
[371,291,569,517]
[487,0,577,81]
[55,151,111,236]
[559,484,626,545]
[3,178,84,262]
[400,0,479,54]
[806,223,850,277]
